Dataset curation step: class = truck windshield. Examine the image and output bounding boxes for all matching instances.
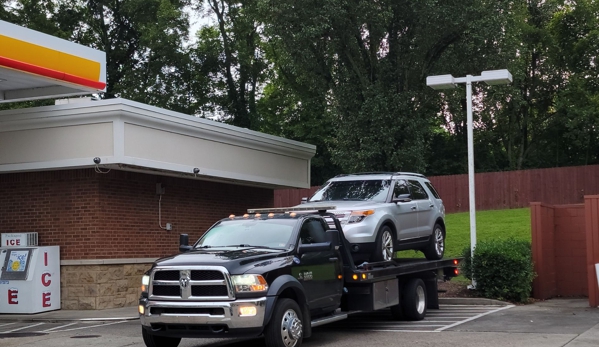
[309,179,391,202]
[195,219,297,250]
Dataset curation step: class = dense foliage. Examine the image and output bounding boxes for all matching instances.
[461,238,535,303]
[1,0,598,184]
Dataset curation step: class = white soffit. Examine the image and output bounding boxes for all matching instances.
[0,20,106,103]
[0,98,316,189]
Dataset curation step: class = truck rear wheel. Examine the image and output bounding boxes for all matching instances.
[142,328,181,347]
[401,278,427,321]
[264,298,304,347]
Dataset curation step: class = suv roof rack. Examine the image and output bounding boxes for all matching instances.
[333,172,425,178]
[247,206,337,214]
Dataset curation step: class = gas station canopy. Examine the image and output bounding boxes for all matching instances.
[0,20,106,103]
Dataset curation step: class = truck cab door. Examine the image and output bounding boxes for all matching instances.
[293,218,343,314]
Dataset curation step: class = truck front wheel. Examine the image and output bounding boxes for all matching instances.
[142,328,181,347]
[264,298,304,347]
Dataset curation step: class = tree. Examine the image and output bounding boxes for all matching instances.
[257,0,513,174]
[190,0,268,128]
[2,0,192,111]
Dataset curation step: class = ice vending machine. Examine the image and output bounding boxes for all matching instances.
[0,233,60,314]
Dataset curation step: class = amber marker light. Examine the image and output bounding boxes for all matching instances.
[337,274,343,280]
[239,306,257,317]
[352,274,358,280]
[268,213,274,218]
[361,274,367,279]
[138,305,145,315]
[255,213,261,218]
[290,212,297,217]
[229,214,235,219]
[243,214,249,218]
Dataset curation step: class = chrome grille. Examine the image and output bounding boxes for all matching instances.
[149,266,234,300]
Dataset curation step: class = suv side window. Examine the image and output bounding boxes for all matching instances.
[393,179,410,198]
[299,219,327,244]
[407,180,429,200]
[424,181,441,199]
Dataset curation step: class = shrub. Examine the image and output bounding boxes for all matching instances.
[460,238,535,303]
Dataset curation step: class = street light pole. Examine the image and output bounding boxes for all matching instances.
[465,75,477,288]
[426,69,512,288]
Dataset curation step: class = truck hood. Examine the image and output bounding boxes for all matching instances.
[153,247,292,274]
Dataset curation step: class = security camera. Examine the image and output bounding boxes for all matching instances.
[93,157,101,164]
[193,168,200,174]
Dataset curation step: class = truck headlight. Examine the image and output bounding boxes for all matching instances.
[231,274,268,293]
[348,210,375,224]
[141,274,150,293]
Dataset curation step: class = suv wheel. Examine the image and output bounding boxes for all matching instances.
[423,223,445,260]
[371,226,394,262]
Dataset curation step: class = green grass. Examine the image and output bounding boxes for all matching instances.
[396,207,531,259]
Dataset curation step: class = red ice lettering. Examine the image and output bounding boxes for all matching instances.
[8,288,18,305]
[6,239,20,246]
[41,273,51,287]
[42,292,51,307]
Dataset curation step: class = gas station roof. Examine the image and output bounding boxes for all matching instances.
[0,20,106,103]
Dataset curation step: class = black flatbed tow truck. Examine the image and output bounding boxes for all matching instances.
[139,206,461,347]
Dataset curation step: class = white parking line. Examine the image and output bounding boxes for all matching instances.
[435,305,514,331]
[41,322,78,332]
[320,304,514,333]
[1,323,45,333]
[0,323,16,328]
[50,320,127,333]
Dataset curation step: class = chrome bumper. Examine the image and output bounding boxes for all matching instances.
[140,297,267,329]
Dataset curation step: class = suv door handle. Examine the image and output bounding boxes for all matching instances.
[429,204,434,208]
[411,206,417,211]
[329,257,338,262]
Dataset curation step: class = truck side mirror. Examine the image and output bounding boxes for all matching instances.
[301,197,308,204]
[179,234,193,253]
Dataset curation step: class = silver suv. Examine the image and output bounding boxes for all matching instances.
[297,172,446,262]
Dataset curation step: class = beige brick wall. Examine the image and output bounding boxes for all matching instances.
[60,263,152,310]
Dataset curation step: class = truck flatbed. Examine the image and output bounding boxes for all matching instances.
[348,258,460,283]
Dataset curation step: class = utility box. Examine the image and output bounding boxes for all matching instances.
[0,232,60,314]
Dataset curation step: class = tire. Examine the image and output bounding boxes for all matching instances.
[401,278,427,321]
[371,225,395,262]
[264,298,304,347]
[142,328,181,347]
[423,223,445,260]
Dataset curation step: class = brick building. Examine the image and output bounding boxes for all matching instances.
[0,99,315,309]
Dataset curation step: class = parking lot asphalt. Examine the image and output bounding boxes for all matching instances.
[0,298,597,347]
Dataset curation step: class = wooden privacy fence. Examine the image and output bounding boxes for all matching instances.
[274,164,599,214]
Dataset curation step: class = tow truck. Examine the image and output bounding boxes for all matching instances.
[139,206,461,347]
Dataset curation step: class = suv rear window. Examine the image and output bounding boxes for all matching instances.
[424,182,441,199]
